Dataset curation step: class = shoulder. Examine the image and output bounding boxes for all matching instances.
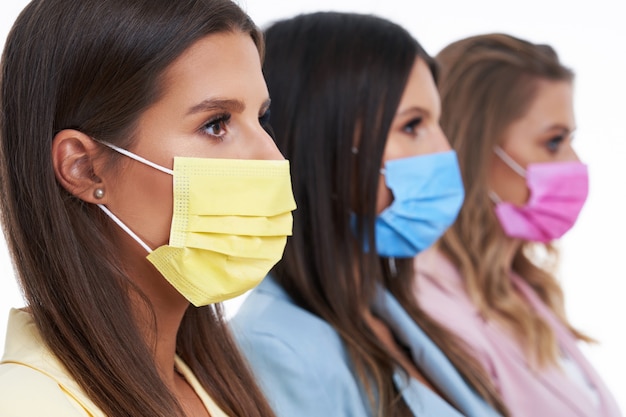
[232,283,350,370]
[231,282,369,416]
[233,279,346,353]
[0,363,88,416]
[412,248,497,363]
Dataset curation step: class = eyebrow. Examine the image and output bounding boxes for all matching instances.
[396,106,429,117]
[186,98,271,116]
[545,124,576,134]
[187,98,245,116]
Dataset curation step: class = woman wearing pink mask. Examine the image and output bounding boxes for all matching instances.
[413,33,622,417]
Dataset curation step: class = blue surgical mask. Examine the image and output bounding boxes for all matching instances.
[374,150,465,257]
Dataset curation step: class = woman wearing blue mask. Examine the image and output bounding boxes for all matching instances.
[413,34,622,416]
[231,12,507,417]
[0,0,294,416]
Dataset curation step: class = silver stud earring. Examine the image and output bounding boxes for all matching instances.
[93,188,105,199]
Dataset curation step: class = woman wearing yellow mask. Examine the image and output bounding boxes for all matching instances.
[0,0,294,416]
[232,12,507,417]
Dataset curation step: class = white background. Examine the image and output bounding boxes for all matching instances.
[1,0,624,410]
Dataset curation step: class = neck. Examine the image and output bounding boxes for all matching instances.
[502,236,523,269]
[118,234,190,389]
[128,281,188,390]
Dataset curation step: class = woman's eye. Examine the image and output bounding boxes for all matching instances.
[546,135,565,152]
[259,109,275,139]
[259,109,271,128]
[201,114,230,138]
[403,117,423,135]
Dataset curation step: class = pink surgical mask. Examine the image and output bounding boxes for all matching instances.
[490,146,589,243]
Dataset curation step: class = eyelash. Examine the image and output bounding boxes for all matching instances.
[200,109,271,140]
[201,113,231,139]
[403,117,423,136]
[259,109,271,127]
[546,135,565,152]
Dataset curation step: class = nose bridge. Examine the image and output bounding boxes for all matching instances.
[565,142,581,162]
[242,122,284,161]
[434,124,452,152]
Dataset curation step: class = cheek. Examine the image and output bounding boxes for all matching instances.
[375,174,393,214]
[558,144,580,162]
[489,158,530,206]
[109,165,174,249]
[140,175,174,247]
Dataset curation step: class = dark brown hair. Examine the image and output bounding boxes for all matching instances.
[264,12,507,417]
[0,0,273,416]
[436,33,591,368]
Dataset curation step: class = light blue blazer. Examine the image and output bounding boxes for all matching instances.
[231,277,502,417]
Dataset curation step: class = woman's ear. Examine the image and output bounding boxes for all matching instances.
[51,129,108,204]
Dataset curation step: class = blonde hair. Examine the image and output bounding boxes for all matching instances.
[436,33,592,368]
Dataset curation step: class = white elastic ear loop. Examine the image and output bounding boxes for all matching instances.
[97,204,153,254]
[99,141,174,175]
[493,146,526,177]
[488,190,502,204]
[93,140,170,254]
[388,257,397,277]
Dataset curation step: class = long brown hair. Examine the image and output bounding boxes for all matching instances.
[264,13,507,416]
[436,33,592,368]
[0,0,273,416]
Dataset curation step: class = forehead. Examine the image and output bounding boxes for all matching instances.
[396,58,440,115]
[524,79,573,120]
[158,31,265,103]
[506,79,574,139]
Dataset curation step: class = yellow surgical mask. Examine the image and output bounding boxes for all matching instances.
[97,142,296,306]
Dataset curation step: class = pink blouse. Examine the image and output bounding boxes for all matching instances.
[414,247,622,417]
